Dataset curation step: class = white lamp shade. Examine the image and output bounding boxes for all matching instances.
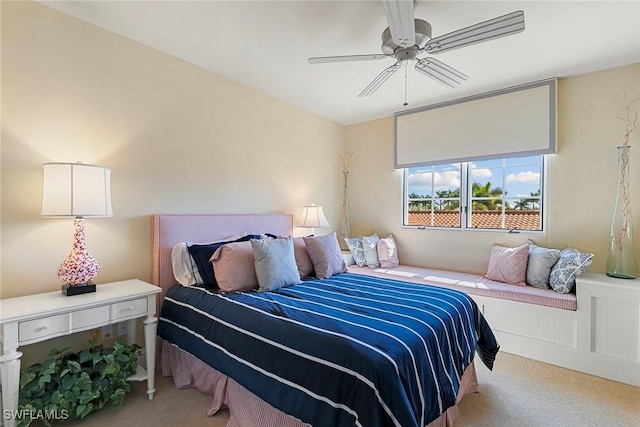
[41,162,113,217]
[300,204,330,228]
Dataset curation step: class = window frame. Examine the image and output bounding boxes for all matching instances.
[403,156,547,233]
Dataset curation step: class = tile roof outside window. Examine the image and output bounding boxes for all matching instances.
[408,211,540,230]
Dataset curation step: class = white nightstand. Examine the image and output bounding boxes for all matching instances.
[0,280,161,427]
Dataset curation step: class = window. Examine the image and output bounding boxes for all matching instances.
[404,155,545,231]
[405,163,462,228]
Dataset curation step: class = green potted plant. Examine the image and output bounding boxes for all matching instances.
[18,338,140,426]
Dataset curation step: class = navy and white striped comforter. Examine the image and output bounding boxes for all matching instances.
[158,273,499,427]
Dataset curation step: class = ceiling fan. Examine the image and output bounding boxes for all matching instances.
[308,0,525,101]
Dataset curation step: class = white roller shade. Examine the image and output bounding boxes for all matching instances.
[394,79,557,168]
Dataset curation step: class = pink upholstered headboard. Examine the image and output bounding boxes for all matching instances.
[151,213,293,307]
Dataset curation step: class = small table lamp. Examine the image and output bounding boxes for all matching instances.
[41,162,113,296]
[299,203,330,236]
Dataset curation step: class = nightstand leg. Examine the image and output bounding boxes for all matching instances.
[126,318,137,345]
[143,316,158,400]
[0,349,23,427]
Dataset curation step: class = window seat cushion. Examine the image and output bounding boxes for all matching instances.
[348,265,577,311]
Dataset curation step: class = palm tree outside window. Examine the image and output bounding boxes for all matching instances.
[404,155,544,231]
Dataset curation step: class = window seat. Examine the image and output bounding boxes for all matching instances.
[348,265,577,310]
[348,262,640,387]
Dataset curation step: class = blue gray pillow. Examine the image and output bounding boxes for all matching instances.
[526,241,560,289]
[252,237,301,292]
[549,247,593,294]
[361,233,380,268]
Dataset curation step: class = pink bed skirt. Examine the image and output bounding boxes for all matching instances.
[160,338,479,427]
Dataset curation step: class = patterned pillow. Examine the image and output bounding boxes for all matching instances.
[344,237,366,267]
[252,237,301,292]
[377,234,399,268]
[362,233,381,268]
[549,247,593,294]
[526,241,560,289]
[484,243,529,286]
[304,233,348,279]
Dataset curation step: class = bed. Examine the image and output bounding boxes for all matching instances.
[151,214,499,427]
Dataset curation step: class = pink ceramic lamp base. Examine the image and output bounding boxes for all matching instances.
[58,218,99,295]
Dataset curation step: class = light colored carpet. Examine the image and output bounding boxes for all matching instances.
[457,352,639,427]
[68,352,639,426]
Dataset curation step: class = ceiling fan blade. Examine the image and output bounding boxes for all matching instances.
[358,62,401,97]
[415,57,468,88]
[308,54,389,64]
[424,10,525,55]
[382,0,416,47]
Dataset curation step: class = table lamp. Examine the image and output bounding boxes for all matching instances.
[41,162,113,296]
[299,203,330,236]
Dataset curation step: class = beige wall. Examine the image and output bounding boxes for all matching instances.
[346,64,640,274]
[1,1,345,364]
[1,1,345,302]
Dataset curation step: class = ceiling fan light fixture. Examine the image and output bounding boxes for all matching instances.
[394,47,419,63]
[308,2,524,99]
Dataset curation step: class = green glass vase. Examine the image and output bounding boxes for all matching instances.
[606,145,638,279]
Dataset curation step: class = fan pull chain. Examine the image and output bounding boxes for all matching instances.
[403,61,409,106]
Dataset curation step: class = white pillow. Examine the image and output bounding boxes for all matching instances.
[171,233,246,286]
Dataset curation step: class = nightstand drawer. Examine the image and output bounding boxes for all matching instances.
[19,314,69,342]
[71,305,110,330]
[111,298,147,321]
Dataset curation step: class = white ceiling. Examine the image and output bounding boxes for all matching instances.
[41,1,640,125]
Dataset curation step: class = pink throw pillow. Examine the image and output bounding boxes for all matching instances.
[484,243,529,286]
[377,235,399,268]
[211,241,258,292]
[293,237,315,278]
